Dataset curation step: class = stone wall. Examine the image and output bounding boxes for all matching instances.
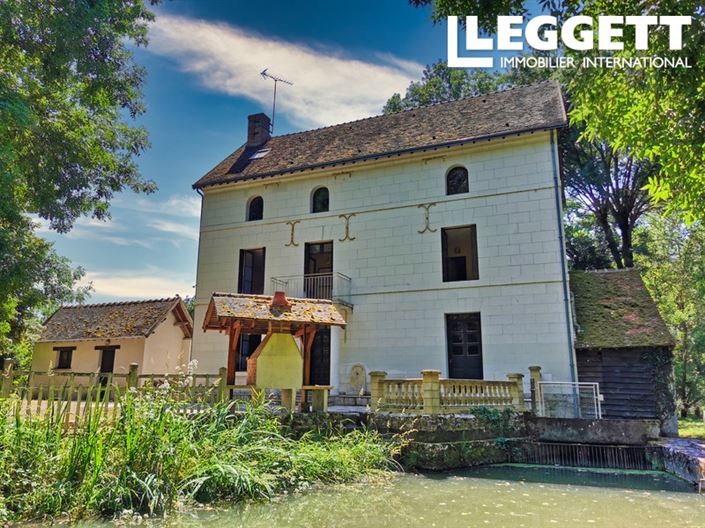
[526,416,661,445]
[280,411,683,473]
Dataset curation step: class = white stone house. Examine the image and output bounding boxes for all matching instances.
[191,81,577,394]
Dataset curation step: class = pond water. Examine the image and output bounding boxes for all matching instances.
[95,466,705,528]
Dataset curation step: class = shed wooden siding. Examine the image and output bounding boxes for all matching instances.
[577,348,659,419]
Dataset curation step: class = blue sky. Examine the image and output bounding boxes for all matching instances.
[37,1,520,302]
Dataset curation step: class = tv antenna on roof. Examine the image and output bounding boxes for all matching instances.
[260,68,293,134]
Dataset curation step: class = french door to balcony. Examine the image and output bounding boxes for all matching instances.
[304,241,333,299]
[238,248,265,294]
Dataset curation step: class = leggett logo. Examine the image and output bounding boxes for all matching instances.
[448,15,692,69]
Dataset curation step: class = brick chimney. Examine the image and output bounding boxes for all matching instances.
[270,291,291,310]
[247,113,271,146]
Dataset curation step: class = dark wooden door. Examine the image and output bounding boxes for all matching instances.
[100,348,115,373]
[309,328,331,385]
[99,347,116,386]
[446,313,483,379]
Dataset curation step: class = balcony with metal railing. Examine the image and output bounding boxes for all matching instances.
[270,272,352,306]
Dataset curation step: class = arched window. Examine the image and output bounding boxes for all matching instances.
[311,187,329,213]
[446,166,469,195]
[247,196,263,221]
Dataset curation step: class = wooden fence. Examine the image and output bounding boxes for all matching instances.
[0,363,255,423]
[369,369,536,413]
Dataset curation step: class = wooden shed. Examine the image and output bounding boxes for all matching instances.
[570,269,677,435]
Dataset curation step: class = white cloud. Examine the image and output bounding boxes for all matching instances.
[82,269,194,299]
[147,14,422,128]
[148,219,199,241]
[32,215,121,234]
[66,228,153,248]
[115,194,201,219]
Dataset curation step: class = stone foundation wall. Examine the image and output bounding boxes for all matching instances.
[278,410,691,476]
[526,417,661,445]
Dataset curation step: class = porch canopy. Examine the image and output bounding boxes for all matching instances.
[202,292,346,386]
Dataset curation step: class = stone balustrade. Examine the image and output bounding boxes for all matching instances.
[370,369,529,414]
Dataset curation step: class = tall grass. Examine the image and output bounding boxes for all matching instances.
[0,385,401,522]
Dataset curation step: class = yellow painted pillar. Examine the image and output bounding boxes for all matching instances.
[421,369,441,414]
[369,371,387,411]
[280,389,296,413]
[528,365,542,413]
[507,373,525,411]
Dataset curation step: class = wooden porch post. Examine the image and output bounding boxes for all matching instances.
[300,325,317,411]
[226,321,241,386]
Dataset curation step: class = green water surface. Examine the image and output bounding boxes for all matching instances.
[90,466,705,527]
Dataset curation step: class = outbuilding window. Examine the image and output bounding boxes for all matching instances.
[311,187,329,213]
[55,347,75,369]
[247,196,264,221]
[446,166,469,195]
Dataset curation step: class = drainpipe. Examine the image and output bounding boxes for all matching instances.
[550,130,578,384]
[193,187,204,316]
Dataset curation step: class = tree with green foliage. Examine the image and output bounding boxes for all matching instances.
[410,0,705,222]
[560,127,658,268]
[383,62,506,112]
[563,201,613,270]
[636,214,705,416]
[0,1,160,359]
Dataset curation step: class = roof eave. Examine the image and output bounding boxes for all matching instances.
[37,335,147,343]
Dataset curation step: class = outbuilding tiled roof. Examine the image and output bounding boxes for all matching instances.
[40,297,193,342]
[570,270,674,350]
[193,81,566,189]
[203,293,346,334]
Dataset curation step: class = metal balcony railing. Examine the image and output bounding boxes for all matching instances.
[270,272,352,306]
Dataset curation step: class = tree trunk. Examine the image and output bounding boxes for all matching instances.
[596,211,624,268]
[680,322,690,415]
[620,222,634,268]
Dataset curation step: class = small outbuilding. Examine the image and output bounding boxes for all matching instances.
[570,269,677,435]
[33,297,193,377]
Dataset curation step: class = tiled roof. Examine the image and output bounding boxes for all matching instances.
[40,297,193,341]
[193,81,566,189]
[203,293,346,333]
[570,270,674,349]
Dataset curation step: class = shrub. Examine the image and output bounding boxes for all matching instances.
[0,386,400,522]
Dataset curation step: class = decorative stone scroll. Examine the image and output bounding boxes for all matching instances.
[285,220,300,247]
[417,203,437,234]
[338,213,357,242]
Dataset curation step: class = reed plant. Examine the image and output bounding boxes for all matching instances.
[0,383,401,522]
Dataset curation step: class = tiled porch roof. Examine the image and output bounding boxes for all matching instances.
[202,293,347,334]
